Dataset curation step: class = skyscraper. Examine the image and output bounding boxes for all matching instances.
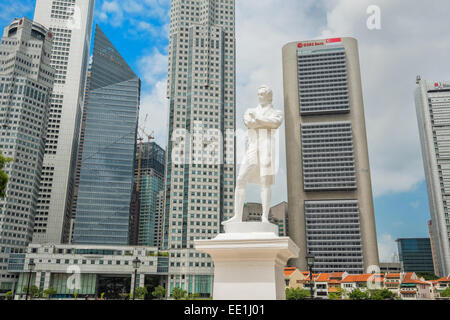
[135,142,165,247]
[163,0,236,296]
[269,201,289,237]
[32,0,95,244]
[396,238,435,274]
[415,77,450,277]
[0,17,54,291]
[72,26,140,245]
[282,37,379,274]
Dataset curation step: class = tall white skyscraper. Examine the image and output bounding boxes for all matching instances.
[32,0,95,244]
[415,77,450,277]
[282,38,379,274]
[163,0,236,297]
[0,17,54,292]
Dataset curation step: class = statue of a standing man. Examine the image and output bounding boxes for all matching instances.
[223,85,283,225]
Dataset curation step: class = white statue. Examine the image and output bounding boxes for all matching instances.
[223,85,283,225]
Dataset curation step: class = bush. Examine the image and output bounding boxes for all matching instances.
[152,285,166,300]
[440,287,450,298]
[348,288,369,300]
[369,289,396,300]
[134,287,148,299]
[172,287,187,300]
[43,288,57,299]
[5,291,13,300]
[286,288,310,300]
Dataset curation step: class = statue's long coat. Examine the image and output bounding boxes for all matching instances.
[242,105,283,186]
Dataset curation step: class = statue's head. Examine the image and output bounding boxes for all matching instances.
[258,85,273,106]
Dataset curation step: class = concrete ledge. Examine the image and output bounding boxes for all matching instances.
[195,233,299,300]
[222,221,279,235]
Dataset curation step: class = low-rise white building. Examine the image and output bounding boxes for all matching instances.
[9,243,168,299]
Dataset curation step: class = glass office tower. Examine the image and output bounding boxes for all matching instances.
[72,26,140,245]
[397,238,435,274]
[135,142,165,247]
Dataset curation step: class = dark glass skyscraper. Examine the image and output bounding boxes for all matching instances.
[397,238,435,274]
[135,142,165,247]
[72,25,140,245]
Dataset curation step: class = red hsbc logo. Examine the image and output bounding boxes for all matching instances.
[297,41,325,48]
[298,38,342,49]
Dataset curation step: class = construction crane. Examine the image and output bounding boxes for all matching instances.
[136,114,155,192]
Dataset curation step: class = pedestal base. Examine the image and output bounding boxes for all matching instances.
[194,222,299,300]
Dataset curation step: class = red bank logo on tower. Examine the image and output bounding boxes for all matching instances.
[298,38,342,49]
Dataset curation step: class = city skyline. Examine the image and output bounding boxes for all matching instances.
[0,0,447,264]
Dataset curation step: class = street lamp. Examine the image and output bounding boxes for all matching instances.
[132,257,141,300]
[306,253,315,300]
[25,260,35,301]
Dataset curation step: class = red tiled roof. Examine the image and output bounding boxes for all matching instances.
[386,273,401,278]
[342,274,383,283]
[402,279,431,286]
[330,272,345,278]
[437,276,450,282]
[400,290,417,295]
[328,279,341,284]
[315,273,332,282]
[284,267,297,277]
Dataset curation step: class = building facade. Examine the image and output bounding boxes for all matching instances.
[72,26,140,245]
[163,0,236,296]
[0,17,55,293]
[242,202,262,222]
[428,220,440,276]
[136,142,165,247]
[397,238,435,274]
[32,0,95,244]
[12,243,167,299]
[282,37,379,273]
[269,201,289,237]
[415,77,450,277]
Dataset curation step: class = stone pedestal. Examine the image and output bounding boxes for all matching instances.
[194,222,299,300]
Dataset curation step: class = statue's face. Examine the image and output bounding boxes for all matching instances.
[258,87,272,105]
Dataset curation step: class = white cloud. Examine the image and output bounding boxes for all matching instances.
[378,233,399,263]
[235,0,450,201]
[138,48,168,86]
[139,79,169,146]
[126,0,450,203]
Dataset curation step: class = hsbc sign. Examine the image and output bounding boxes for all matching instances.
[297,38,342,49]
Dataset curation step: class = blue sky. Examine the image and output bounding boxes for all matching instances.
[1,0,447,263]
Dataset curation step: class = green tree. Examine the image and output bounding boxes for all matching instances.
[348,288,369,300]
[417,272,439,281]
[5,291,13,300]
[134,287,148,300]
[152,285,166,300]
[0,153,13,198]
[328,287,345,300]
[23,285,41,299]
[440,287,450,298]
[285,287,311,300]
[43,287,57,299]
[172,287,187,300]
[188,293,201,300]
[369,289,396,300]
